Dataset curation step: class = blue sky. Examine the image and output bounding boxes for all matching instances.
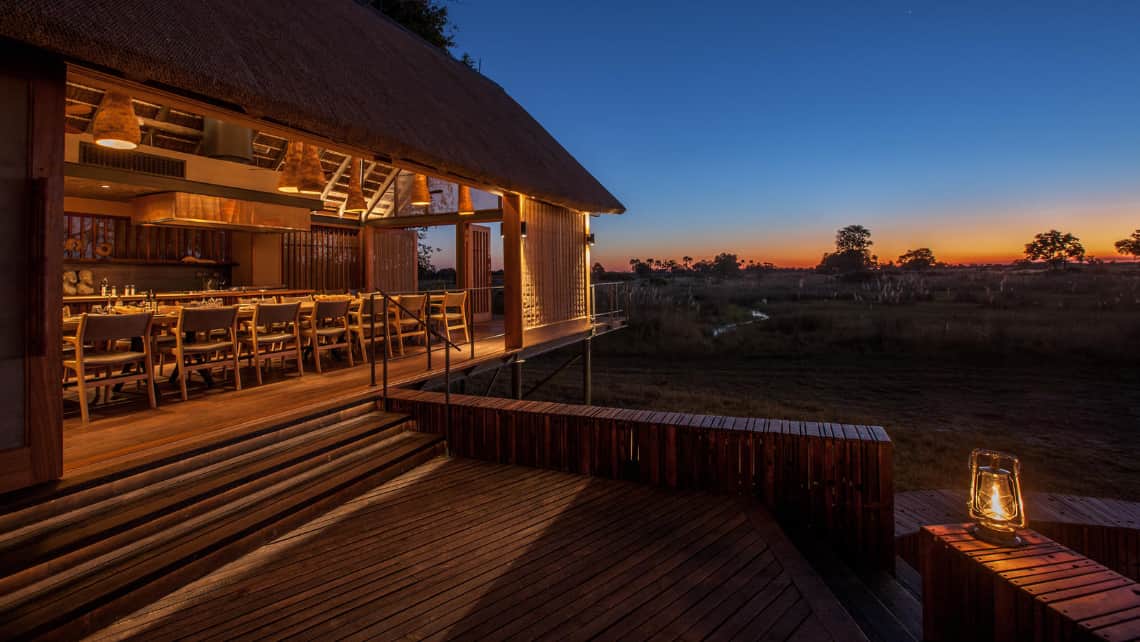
[430,1,1139,267]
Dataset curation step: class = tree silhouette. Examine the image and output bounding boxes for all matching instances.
[1115,229,1140,259]
[1024,230,1085,269]
[818,225,876,274]
[897,247,937,271]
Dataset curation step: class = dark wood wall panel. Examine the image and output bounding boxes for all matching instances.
[282,224,361,293]
[63,212,230,264]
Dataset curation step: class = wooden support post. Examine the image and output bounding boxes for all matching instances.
[455,220,470,290]
[582,336,592,405]
[511,358,524,400]
[501,193,524,350]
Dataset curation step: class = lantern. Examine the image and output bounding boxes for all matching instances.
[967,449,1026,545]
[343,158,367,214]
[410,173,432,206]
[276,141,303,193]
[92,91,141,150]
[457,184,475,215]
[297,143,326,195]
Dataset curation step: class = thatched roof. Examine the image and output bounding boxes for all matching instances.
[0,0,625,214]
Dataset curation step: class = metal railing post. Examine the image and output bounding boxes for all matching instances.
[469,287,475,361]
[426,303,433,371]
[369,293,377,387]
[382,294,390,411]
[444,327,451,438]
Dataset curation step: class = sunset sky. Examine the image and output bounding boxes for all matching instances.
[427,2,1139,269]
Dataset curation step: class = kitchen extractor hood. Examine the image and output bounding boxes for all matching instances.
[133,192,311,232]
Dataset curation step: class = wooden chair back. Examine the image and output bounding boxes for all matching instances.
[397,294,427,319]
[81,312,153,342]
[179,306,238,333]
[313,299,350,327]
[443,291,467,309]
[254,302,300,328]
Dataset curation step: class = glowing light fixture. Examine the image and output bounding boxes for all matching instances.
[297,143,326,195]
[343,158,367,214]
[92,91,141,150]
[457,184,475,215]
[520,221,527,239]
[587,232,596,246]
[967,449,1026,546]
[276,141,303,193]
[410,173,432,206]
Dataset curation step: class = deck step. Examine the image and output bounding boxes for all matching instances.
[0,402,444,640]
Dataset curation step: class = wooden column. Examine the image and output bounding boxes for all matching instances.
[501,193,524,350]
[454,221,470,290]
[0,44,65,493]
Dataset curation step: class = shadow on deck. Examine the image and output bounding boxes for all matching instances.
[90,458,866,641]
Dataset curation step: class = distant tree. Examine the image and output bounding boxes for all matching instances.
[711,252,742,279]
[897,247,937,271]
[1024,230,1085,269]
[835,225,873,253]
[591,262,607,279]
[1115,229,1140,259]
[682,256,693,271]
[628,257,653,278]
[416,227,439,276]
[818,224,876,275]
[371,0,476,67]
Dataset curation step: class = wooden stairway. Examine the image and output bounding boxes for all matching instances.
[0,401,443,640]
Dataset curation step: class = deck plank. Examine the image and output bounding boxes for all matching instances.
[91,459,864,641]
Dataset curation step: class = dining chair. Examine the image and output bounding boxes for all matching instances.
[241,302,304,385]
[391,294,428,356]
[307,297,353,373]
[62,312,156,424]
[349,295,392,361]
[173,305,241,401]
[432,291,470,344]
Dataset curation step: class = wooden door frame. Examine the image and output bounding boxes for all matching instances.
[0,45,65,494]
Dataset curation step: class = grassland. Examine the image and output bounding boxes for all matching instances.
[471,265,1140,499]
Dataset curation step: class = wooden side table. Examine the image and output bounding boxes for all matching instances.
[920,523,1140,641]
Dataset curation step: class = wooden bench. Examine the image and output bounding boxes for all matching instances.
[921,523,1140,641]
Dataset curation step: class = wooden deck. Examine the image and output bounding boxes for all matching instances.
[90,458,866,641]
[62,318,612,478]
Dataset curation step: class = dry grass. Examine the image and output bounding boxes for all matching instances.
[470,265,1140,499]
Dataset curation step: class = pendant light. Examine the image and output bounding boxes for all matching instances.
[410,173,432,206]
[276,141,303,193]
[297,143,326,195]
[457,184,475,215]
[92,90,141,150]
[343,158,367,214]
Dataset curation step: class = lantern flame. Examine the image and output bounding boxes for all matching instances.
[990,483,1004,519]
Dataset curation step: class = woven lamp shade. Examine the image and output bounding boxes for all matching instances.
[457,184,475,215]
[92,91,141,150]
[297,143,326,195]
[276,141,303,193]
[410,173,432,206]
[343,158,367,213]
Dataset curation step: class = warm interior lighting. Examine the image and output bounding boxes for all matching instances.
[342,158,367,213]
[457,184,475,215]
[410,173,432,206]
[968,449,1026,545]
[276,141,303,193]
[92,90,141,150]
[297,143,326,195]
[520,221,527,238]
[587,232,596,246]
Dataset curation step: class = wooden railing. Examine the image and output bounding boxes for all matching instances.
[385,389,895,572]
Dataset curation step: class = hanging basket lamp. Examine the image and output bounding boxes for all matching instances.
[410,173,432,207]
[297,143,326,195]
[92,90,141,150]
[276,141,303,193]
[457,184,475,215]
[343,158,367,214]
